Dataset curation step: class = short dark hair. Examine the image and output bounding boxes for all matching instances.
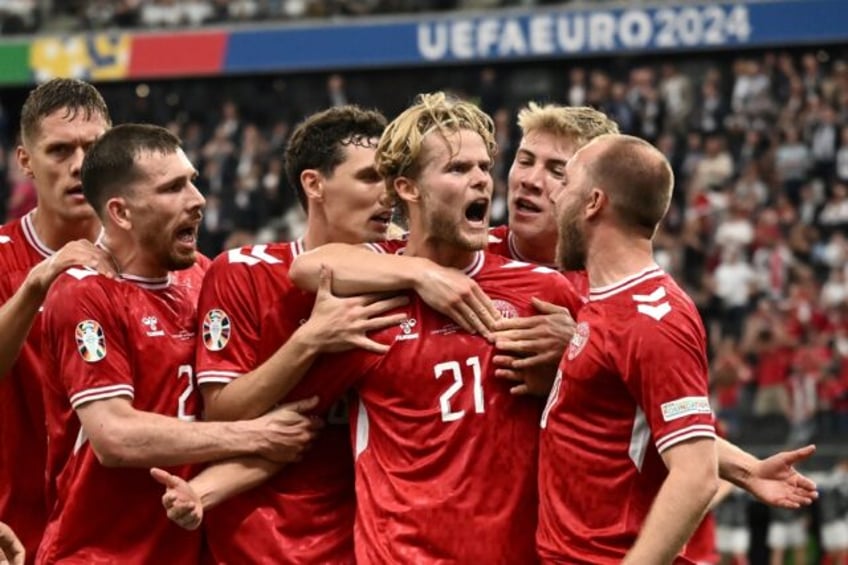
[20,78,111,145]
[81,123,181,215]
[284,105,386,212]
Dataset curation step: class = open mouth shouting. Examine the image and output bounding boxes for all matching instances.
[175,223,199,251]
[465,198,490,229]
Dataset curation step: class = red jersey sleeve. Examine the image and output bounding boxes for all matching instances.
[615,303,716,454]
[195,254,261,387]
[44,269,133,409]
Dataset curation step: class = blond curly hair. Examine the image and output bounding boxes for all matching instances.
[517,103,619,148]
[376,92,496,212]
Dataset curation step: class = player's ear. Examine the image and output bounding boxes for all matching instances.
[105,196,132,231]
[585,187,606,220]
[16,145,34,179]
[393,176,419,206]
[301,169,323,203]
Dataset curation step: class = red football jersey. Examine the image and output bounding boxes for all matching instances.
[37,261,208,565]
[538,266,716,564]
[196,240,356,565]
[0,212,57,560]
[307,247,582,563]
[684,513,719,564]
[487,224,589,297]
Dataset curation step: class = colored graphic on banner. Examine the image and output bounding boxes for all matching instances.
[30,33,130,82]
[0,42,31,84]
[129,32,227,78]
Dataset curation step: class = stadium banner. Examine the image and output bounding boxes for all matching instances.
[0,0,844,86]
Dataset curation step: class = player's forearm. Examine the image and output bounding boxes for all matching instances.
[709,480,736,510]
[94,412,266,468]
[623,464,718,564]
[203,332,320,421]
[289,243,423,295]
[191,456,283,510]
[0,276,47,377]
[715,437,759,489]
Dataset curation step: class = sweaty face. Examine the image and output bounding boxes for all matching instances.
[126,149,206,273]
[414,129,493,251]
[18,108,109,222]
[551,149,591,272]
[321,141,391,244]
[508,130,579,254]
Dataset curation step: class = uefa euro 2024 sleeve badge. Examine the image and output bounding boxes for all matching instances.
[76,320,106,362]
[203,309,231,351]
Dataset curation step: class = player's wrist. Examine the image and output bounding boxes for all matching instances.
[190,476,220,510]
[410,258,441,291]
[290,322,323,356]
[21,265,51,302]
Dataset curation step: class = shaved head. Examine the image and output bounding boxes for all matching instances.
[582,134,674,238]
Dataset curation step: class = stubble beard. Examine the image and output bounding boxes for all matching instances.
[557,208,587,272]
[429,212,486,252]
[140,228,196,273]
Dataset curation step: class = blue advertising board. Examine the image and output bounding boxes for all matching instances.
[224,0,842,73]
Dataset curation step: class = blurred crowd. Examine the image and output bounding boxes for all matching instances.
[1,45,848,451]
[0,0,569,34]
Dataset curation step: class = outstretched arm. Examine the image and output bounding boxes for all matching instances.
[0,240,114,378]
[717,439,817,508]
[290,243,499,337]
[152,457,282,530]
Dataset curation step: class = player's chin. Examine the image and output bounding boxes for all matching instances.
[460,231,488,251]
[167,249,198,272]
[62,200,97,220]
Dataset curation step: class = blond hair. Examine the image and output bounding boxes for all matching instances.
[517,103,619,148]
[376,92,496,209]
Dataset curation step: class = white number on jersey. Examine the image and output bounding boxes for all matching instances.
[434,356,485,422]
[176,365,196,422]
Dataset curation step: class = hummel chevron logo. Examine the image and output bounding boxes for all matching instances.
[632,287,666,302]
[632,286,671,321]
[227,245,282,266]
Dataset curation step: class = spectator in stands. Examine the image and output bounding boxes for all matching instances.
[775,126,812,206]
[713,246,757,341]
[715,488,751,565]
[766,507,809,565]
[819,461,848,565]
[711,338,752,439]
[692,134,734,195]
[819,181,848,233]
[748,327,793,420]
